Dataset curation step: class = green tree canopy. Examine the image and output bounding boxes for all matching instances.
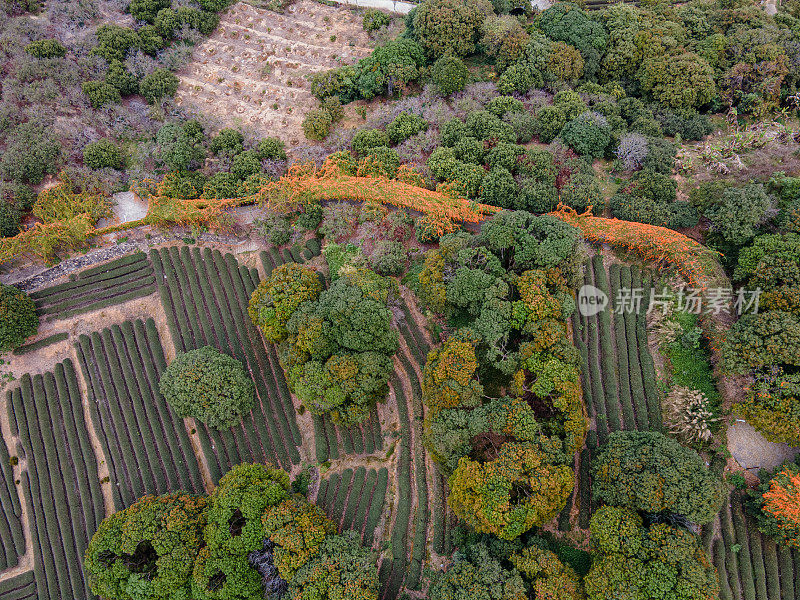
[0,283,38,351]
[85,492,208,600]
[592,431,725,525]
[159,346,255,429]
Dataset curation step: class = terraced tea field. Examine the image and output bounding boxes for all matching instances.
[174,0,373,149]
[0,244,458,600]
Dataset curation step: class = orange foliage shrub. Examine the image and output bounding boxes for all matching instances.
[256,159,499,237]
[550,205,722,289]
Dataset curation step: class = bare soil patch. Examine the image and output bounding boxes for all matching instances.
[174,0,373,150]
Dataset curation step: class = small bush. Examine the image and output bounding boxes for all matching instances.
[296,204,323,230]
[486,96,524,118]
[615,133,648,171]
[83,140,124,170]
[159,346,255,429]
[453,137,485,165]
[362,8,390,32]
[105,60,138,95]
[370,240,407,275]
[0,284,38,351]
[387,112,427,144]
[352,128,390,157]
[231,150,263,180]
[81,81,121,108]
[302,108,334,141]
[360,146,400,178]
[559,111,610,158]
[258,213,292,245]
[138,68,179,103]
[0,201,21,238]
[25,39,66,58]
[430,55,470,95]
[535,106,566,143]
[210,128,244,156]
[479,167,517,208]
[256,137,287,160]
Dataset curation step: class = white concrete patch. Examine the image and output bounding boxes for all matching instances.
[728,420,800,471]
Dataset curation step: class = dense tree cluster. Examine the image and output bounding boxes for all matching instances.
[724,232,800,445]
[249,263,398,425]
[418,211,585,539]
[584,506,720,600]
[159,346,256,429]
[0,283,38,351]
[85,464,379,600]
[592,431,725,525]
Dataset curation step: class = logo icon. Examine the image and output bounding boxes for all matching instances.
[578,284,608,316]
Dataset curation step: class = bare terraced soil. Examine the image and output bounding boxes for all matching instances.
[174,0,373,149]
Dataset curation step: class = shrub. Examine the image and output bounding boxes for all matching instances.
[498,61,543,95]
[32,179,110,223]
[159,346,256,429]
[510,547,584,600]
[0,202,21,238]
[704,183,771,246]
[481,14,529,72]
[105,60,139,95]
[411,0,493,58]
[352,129,390,157]
[210,128,244,156]
[655,107,713,140]
[453,137,485,165]
[387,112,427,144]
[748,459,800,549]
[156,122,205,171]
[93,24,141,62]
[429,543,526,600]
[362,8,389,32]
[359,146,400,178]
[202,172,240,199]
[296,204,323,231]
[0,283,38,351]
[198,0,234,10]
[486,143,523,172]
[370,240,406,276]
[231,150,263,180]
[24,39,66,58]
[464,111,515,142]
[249,263,324,342]
[546,41,584,81]
[503,111,537,144]
[559,111,611,158]
[592,431,725,524]
[479,167,517,208]
[83,139,124,170]
[430,55,470,95]
[0,121,61,185]
[641,136,676,174]
[486,96,524,118]
[139,68,179,103]
[302,108,334,141]
[535,106,566,143]
[129,0,170,22]
[85,492,208,600]
[256,137,287,161]
[639,52,716,109]
[82,80,121,108]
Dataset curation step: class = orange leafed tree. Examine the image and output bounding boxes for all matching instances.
[762,466,800,548]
